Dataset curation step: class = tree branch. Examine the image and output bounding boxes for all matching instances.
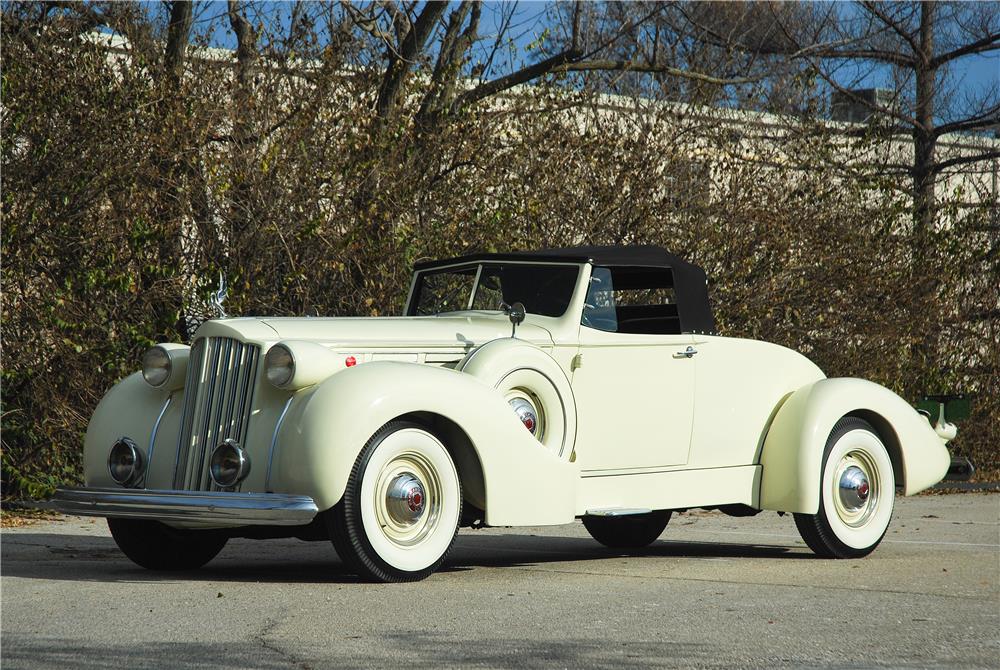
[931,31,1000,67]
[164,1,192,82]
[375,1,447,120]
[228,0,257,75]
[858,1,920,55]
[452,48,584,110]
[934,106,1000,136]
[931,150,1000,173]
[417,1,479,123]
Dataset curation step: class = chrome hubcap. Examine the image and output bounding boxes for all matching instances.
[832,451,879,527]
[509,397,539,435]
[373,451,441,547]
[838,466,870,511]
[385,473,426,524]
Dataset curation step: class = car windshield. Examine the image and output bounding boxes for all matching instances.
[408,263,580,317]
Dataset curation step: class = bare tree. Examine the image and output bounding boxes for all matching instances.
[676,1,999,239]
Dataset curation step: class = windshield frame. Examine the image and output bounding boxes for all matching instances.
[404,260,583,317]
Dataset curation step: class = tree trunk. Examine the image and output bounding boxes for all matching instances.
[908,0,939,398]
[912,1,937,252]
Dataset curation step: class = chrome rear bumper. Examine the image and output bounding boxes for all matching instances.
[48,487,319,526]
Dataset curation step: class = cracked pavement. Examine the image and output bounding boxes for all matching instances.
[2,493,997,669]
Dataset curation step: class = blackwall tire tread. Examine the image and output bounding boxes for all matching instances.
[583,511,671,549]
[107,518,227,571]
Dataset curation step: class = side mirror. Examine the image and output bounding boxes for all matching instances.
[506,302,525,337]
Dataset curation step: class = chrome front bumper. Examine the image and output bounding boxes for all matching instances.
[49,487,319,526]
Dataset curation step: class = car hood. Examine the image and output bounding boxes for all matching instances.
[195,313,554,351]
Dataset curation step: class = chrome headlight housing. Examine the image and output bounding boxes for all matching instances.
[141,346,172,387]
[265,344,295,388]
[108,438,143,487]
[140,344,189,390]
[265,340,343,390]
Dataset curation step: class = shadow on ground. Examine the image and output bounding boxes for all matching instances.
[1,632,714,670]
[1,529,814,585]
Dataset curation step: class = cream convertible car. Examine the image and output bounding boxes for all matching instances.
[53,246,961,582]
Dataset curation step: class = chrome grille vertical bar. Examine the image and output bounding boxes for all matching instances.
[208,341,244,492]
[189,338,222,489]
[173,336,261,491]
[221,342,244,441]
[233,345,257,445]
[204,339,237,490]
[233,348,258,492]
[173,338,206,488]
[188,337,225,491]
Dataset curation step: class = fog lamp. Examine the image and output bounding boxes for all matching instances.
[108,438,143,487]
[210,440,251,488]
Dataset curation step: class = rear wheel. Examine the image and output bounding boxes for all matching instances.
[583,511,671,549]
[327,421,462,582]
[107,518,227,571]
[794,417,895,558]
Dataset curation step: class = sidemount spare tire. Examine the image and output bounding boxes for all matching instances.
[458,338,577,460]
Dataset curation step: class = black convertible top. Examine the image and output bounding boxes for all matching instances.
[414,245,716,335]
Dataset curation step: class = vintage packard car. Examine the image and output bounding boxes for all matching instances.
[52,246,962,582]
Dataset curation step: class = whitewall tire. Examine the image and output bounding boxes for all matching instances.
[327,421,462,582]
[794,417,895,558]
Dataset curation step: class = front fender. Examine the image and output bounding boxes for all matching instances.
[271,361,579,525]
[758,378,950,514]
[83,372,174,487]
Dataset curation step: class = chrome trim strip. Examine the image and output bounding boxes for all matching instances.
[193,338,224,488]
[144,395,173,488]
[265,396,294,493]
[173,337,206,488]
[467,264,484,310]
[49,487,318,526]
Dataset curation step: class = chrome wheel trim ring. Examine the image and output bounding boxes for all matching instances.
[831,450,879,528]
[372,451,442,547]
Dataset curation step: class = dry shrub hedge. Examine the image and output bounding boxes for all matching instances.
[2,23,997,499]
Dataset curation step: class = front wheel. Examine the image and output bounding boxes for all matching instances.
[794,417,895,558]
[107,518,228,571]
[583,511,671,549]
[327,421,462,582]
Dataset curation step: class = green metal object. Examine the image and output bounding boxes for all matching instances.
[919,394,971,424]
[945,397,971,422]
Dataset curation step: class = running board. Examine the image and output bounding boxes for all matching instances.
[585,508,652,517]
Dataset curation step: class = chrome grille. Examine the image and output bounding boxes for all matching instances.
[173,337,260,490]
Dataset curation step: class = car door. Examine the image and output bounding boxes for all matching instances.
[569,266,696,472]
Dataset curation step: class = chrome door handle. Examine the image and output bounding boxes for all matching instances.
[674,346,698,359]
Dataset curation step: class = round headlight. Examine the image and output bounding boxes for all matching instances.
[108,438,143,487]
[142,346,172,387]
[265,344,295,388]
[210,440,251,488]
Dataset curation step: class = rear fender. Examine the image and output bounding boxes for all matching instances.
[758,378,949,514]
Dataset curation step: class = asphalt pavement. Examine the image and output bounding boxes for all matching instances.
[2,493,997,669]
